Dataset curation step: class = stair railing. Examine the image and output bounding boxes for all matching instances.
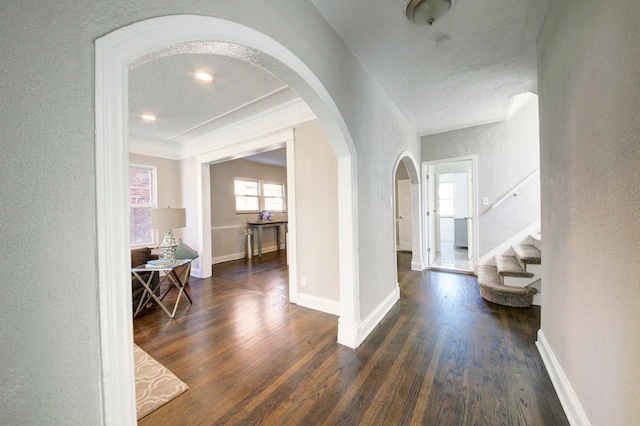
[481,168,539,216]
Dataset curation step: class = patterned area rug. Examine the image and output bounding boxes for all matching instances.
[134,344,189,419]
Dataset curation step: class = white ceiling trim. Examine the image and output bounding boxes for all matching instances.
[129,135,178,159]
[129,97,315,160]
[164,85,289,142]
[181,97,314,159]
[418,93,538,137]
[418,116,509,137]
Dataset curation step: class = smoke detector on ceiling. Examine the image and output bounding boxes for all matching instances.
[405,0,454,26]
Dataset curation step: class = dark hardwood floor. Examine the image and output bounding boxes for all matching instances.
[134,251,568,425]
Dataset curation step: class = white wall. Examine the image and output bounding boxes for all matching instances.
[294,120,340,302]
[421,98,541,256]
[0,1,418,422]
[537,1,640,424]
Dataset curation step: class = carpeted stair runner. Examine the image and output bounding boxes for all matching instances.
[478,234,541,307]
[478,265,537,307]
[496,255,534,278]
[513,244,541,265]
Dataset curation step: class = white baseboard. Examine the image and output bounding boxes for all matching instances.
[337,318,358,348]
[479,220,541,265]
[536,330,591,426]
[294,293,340,316]
[211,244,283,265]
[337,285,400,349]
[212,251,245,264]
[411,259,424,271]
[356,285,400,347]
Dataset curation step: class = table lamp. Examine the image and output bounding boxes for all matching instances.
[151,207,186,261]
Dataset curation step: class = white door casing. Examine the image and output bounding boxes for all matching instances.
[95,15,360,424]
[426,166,437,266]
[423,156,479,271]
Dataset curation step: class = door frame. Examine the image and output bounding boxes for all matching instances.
[95,15,360,423]
[392,152,423,273]
[421,155,479,272]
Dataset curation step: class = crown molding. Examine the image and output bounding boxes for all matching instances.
[129,97,315,160]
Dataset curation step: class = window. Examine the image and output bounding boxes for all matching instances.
[234,178,286,213]
[438,181,454,217]
[129,165,156,246]
[234,178,260,212]
[263,182,285,212]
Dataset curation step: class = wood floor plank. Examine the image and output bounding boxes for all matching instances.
[134,251,569,425]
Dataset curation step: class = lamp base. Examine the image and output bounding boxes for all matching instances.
[159,228,178,261]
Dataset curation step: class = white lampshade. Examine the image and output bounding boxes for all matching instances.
[151,207,186,230]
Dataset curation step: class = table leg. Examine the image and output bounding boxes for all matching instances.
[258,226,263,257]
[170,268,193,304]
[276,224,281,251]
[133,272,156,317]
[132,271,173,318]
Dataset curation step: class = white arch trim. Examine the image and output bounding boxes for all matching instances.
[393,151,424,271]
[95,15,359,424]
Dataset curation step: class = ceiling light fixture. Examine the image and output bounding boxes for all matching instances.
[141,114,156,121]
[406,0,454,26]
[195,72,213,82]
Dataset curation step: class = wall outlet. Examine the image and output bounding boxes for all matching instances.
[301,276,307,287]
[482,197,489,206]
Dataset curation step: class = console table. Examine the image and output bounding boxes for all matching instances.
[247,220,288,258]
[131,258,193,318]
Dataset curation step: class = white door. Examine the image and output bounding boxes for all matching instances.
[397,179,412,251]
[426,167,437,265]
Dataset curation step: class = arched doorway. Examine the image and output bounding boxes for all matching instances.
[95,15,358,422]
[392,151,423,281]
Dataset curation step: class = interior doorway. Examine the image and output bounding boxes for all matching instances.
[423,156,477,274]
[95,15,360,422]
[393,153,423,276]
[396,162,412,252]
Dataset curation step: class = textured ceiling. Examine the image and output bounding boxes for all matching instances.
[129,52,290,144]
[310,0,548,134]
[128,0,549,149]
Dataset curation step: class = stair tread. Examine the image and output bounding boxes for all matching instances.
[496,255,534,277]
[477,265,537,308]
[530,233,542,251]
[478,266,535,292]
[513,244,541,264]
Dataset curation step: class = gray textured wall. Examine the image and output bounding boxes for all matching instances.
[421,99,541,256]
[538,1,640,424]
[0,1,418,423]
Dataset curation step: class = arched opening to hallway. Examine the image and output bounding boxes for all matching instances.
[95,15,359,422]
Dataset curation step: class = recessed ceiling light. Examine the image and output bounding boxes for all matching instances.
[141,114,156,121]
[195,72,213,82]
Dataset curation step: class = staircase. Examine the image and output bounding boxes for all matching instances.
[478,233,542,307]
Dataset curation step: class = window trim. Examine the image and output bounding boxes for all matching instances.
[234,177,261,213]
[234,177,286,214]
[262,180,286,213]
[129,164,157,247]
